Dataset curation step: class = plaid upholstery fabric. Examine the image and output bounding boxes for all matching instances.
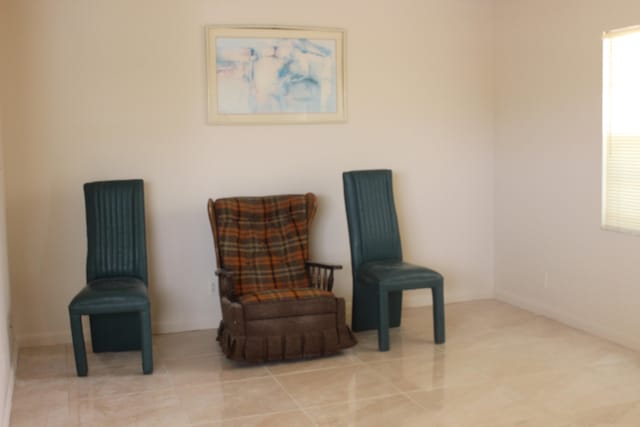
[238,288,333,304]
[214,195,311,296]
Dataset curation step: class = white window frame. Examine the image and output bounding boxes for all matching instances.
[602,25,640,234]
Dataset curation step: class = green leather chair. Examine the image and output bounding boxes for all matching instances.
[343,169,445,351]
[68,179,153,376]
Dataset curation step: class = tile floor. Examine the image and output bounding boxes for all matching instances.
[10,299,640,426]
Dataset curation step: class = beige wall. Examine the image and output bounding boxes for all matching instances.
[3,0,495,346]
[0,0,16,422]
[494,0,640,350]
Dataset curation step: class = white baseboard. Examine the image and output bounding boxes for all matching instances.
[495,288,640,353]
[17,331,70,348]
[404,288,494,307]
[152,318,216,335]
[17,318,218,348]
[2,335,17,427]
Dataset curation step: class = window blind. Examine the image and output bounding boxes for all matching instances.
[602,26,640,233]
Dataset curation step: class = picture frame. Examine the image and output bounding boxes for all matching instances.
[205,25,346,125]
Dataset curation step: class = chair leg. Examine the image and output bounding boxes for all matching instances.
[378,289,390,351]
[140,309,153,375]
[432,284,446,344]
[69,313,88,377]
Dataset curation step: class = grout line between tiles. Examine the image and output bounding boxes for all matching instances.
[266,358,363,378]
[268,368,319,427]
[295,391,405,411]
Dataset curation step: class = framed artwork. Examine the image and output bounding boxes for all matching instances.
[206,26,346,124]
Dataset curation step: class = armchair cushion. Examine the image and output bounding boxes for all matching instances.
[239,288,336,321]
[69,277,149,315]
[238,288,332,304]
[358,261,443,289]
[214,196,311,296]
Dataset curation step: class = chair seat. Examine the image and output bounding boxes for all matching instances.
[238,288,336,321]
[358,261,443,290]
[69,277,149,315]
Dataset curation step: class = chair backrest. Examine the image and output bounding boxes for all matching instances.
[343,170,403,274]
[210,194,316,296]
[84,179,148,284]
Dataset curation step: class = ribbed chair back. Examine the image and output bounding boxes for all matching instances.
[343,169,403,272]
[84,179,148,284]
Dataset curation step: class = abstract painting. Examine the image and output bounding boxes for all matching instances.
[206,26,346,124]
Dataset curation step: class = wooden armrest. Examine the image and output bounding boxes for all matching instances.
[306,261,341,291]
[306,261,343,270]
[215,269,234,278]
[214,269,235,299]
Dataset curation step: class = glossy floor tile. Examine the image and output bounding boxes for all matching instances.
[10,299,640,426]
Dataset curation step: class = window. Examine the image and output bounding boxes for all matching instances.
[602,26,640,233]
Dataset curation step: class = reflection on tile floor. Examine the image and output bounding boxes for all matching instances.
[10,299,640,426]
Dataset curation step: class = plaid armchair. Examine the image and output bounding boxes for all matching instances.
[207,193,356,362]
